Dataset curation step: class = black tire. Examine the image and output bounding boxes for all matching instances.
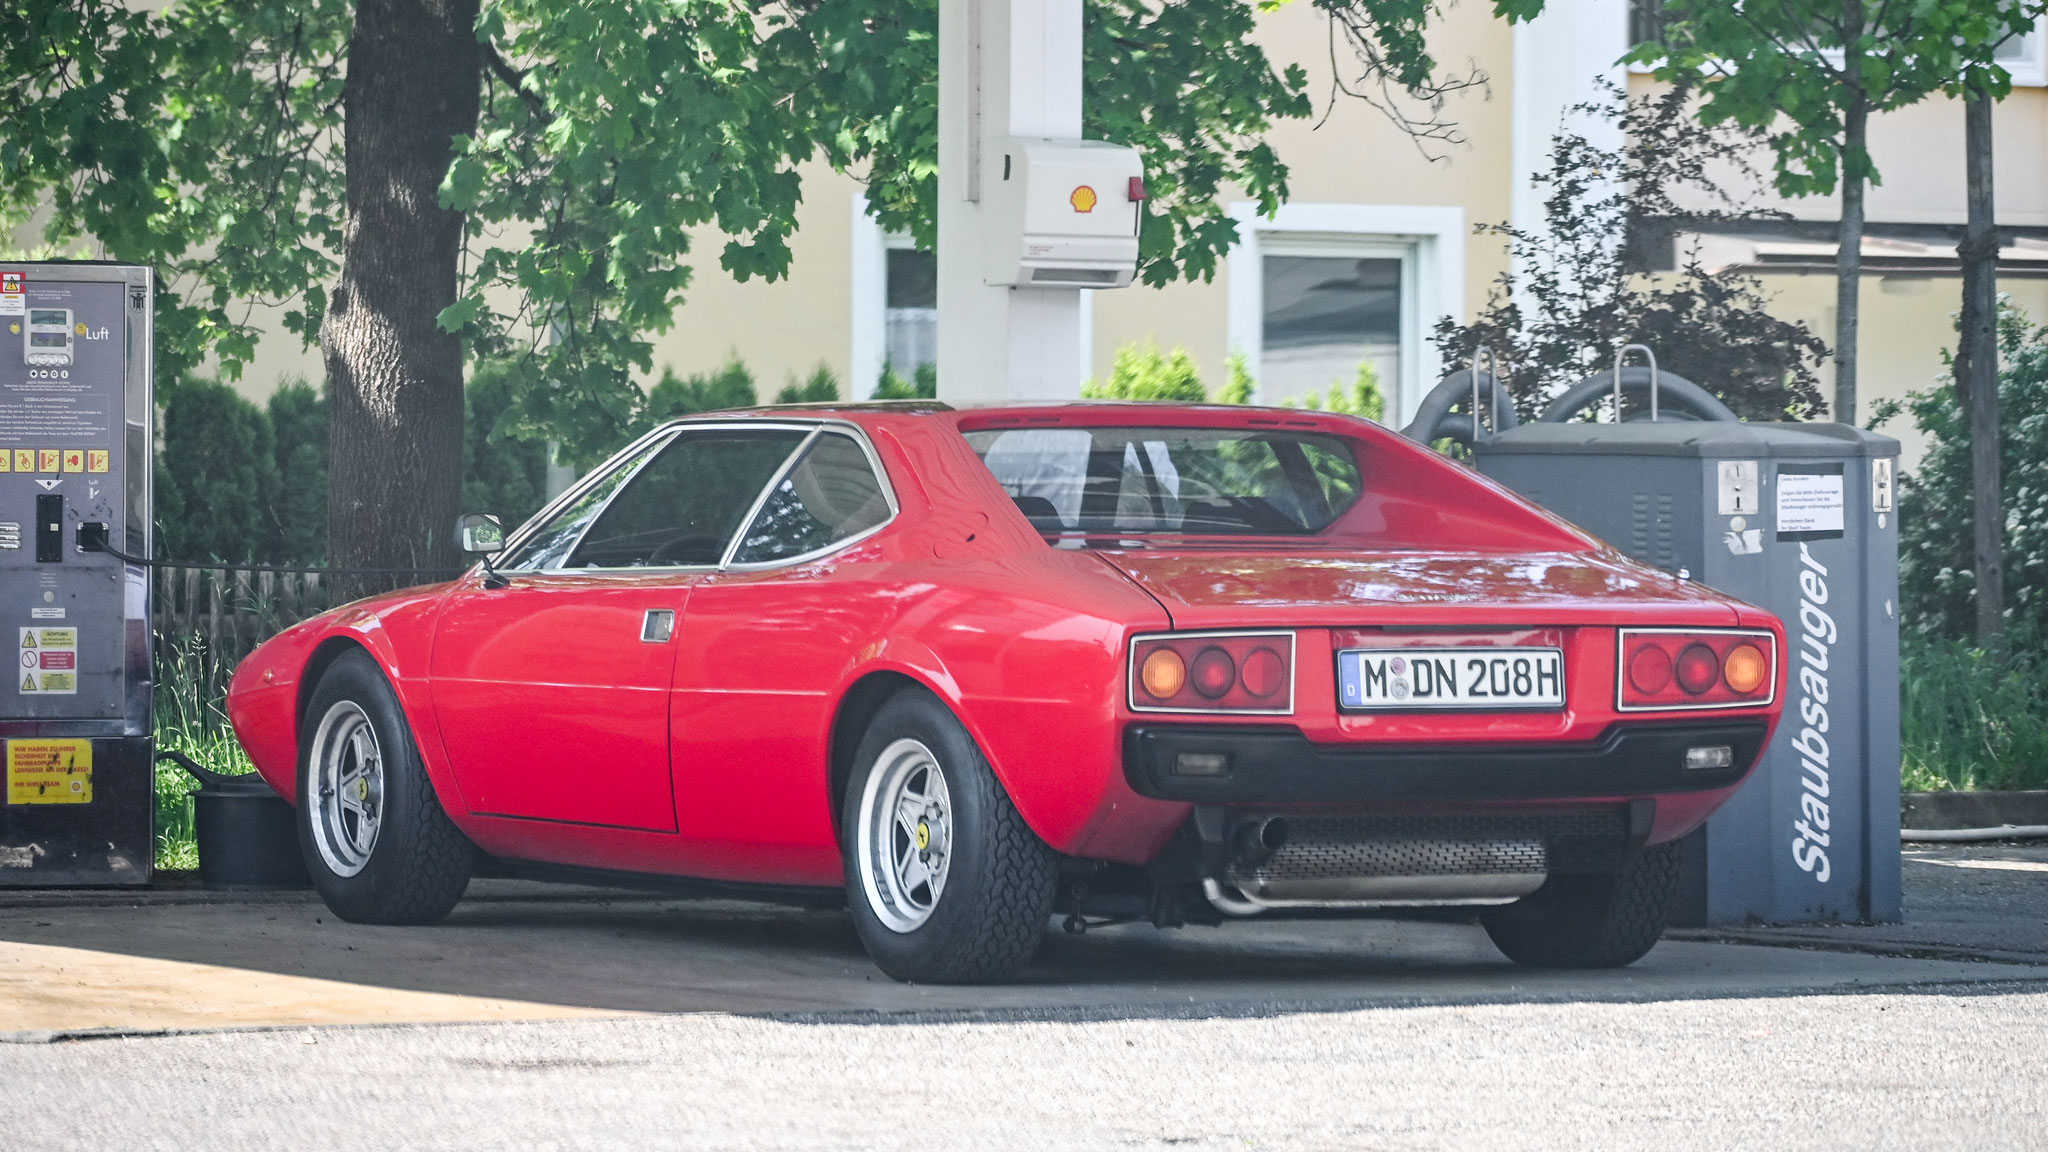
[297,649,475,924]
[1481,839,1681,968]
[842,689,1059,983]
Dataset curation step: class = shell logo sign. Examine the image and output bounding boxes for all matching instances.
[1069,185,1098,213]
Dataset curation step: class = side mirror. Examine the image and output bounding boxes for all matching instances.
[457,512,505,555]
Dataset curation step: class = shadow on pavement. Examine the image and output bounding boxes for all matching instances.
[1,843,2045,1034]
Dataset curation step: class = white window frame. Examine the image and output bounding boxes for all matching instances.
[1225,203,1464,427]
[1997,27,2047,87]
[850,197,889,400]
[851,195,1093,399]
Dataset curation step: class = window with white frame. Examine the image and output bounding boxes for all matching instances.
[851,197,940,398]
[1259,244,1407,408]
[884,245,937,378]
[1996,26,2045,86]
[1226,204,1463,425]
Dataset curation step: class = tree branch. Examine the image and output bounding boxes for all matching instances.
[485,40,550,124]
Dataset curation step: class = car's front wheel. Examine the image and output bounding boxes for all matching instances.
[843,689,1059,983]
[1481,839,1682,968]
[298,649,475,924]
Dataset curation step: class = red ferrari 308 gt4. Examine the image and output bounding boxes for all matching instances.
[227,401,1785,982]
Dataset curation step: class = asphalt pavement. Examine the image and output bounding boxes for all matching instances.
[0,842,2043,1149]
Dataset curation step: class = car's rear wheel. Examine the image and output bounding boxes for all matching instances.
[298,649,475,925]
[1481,839,1681,968]
[843,689,1058,983]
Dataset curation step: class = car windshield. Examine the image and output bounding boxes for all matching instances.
[963,426,1363,536]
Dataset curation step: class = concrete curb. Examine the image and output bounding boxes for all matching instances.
[1903,790,2048,831]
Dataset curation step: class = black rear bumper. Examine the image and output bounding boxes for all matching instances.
[1123,720,1767,805]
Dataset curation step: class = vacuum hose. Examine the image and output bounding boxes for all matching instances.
[1399,369,1520,447]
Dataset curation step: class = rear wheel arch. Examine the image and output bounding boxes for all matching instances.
[828,671,928,842]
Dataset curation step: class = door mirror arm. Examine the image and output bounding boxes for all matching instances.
[457,513,511,589]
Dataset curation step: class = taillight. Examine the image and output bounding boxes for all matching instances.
[1617,629,1776,711]
[1130,632,1295,714]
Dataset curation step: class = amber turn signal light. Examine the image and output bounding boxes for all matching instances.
[1723,643,1768,694]
[1140,648,1186,699]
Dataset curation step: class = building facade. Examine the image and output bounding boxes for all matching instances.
[232,0,2048,470]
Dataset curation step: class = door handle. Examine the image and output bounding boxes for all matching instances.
[642,609,675,643]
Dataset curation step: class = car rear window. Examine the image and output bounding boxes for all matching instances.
[963,426,1362,536]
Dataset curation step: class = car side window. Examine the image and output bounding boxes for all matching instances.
[563,429,809,569]
[731,432,891,564]
[498,436,671,571]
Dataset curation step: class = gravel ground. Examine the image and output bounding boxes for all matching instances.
[5,986,2044,1151]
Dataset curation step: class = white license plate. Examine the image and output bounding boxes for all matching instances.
[1337,647,1565,711]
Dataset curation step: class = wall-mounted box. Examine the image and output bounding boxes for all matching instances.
[982,139,1144,289]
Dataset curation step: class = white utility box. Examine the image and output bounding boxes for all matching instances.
[982,139,1145,289]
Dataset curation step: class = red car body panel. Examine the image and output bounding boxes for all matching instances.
[227,403,1787,891]
[430,573,689,831]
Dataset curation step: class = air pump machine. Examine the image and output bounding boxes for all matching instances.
[0,262,154,885]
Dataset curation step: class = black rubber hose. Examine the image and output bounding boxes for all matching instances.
[157,748,243,790]
[1536,366,1740,424]
[1399,369,1521,446]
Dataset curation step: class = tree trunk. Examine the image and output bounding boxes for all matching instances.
[1834,96,1868,425]
[1957,85,2004,643]
[321,0,481,581]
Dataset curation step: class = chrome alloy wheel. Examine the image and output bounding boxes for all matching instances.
[308,699,385,878]
[856,737,955,933]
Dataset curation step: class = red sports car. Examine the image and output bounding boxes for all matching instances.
[227,401,1784,982]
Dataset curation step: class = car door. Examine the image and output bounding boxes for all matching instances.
[667,427,902,882]
[430,424,813,831]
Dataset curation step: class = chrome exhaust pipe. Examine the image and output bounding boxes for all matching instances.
[1229,816,1289,868]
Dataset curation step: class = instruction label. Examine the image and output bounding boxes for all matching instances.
[1777,466,1846,538]
[19,626,78,694]
[1,281,119,457]
[6,739,93,804]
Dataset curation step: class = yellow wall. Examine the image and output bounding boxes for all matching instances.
[1743,272,2048,470]
[1087,0,1515,386]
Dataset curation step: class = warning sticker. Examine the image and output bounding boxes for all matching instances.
[18,627,78,694]
[0,273,21,317]
[6,739,93,805]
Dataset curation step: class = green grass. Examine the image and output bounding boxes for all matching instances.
[1900,631,2048,792]
[153,636,257,871]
